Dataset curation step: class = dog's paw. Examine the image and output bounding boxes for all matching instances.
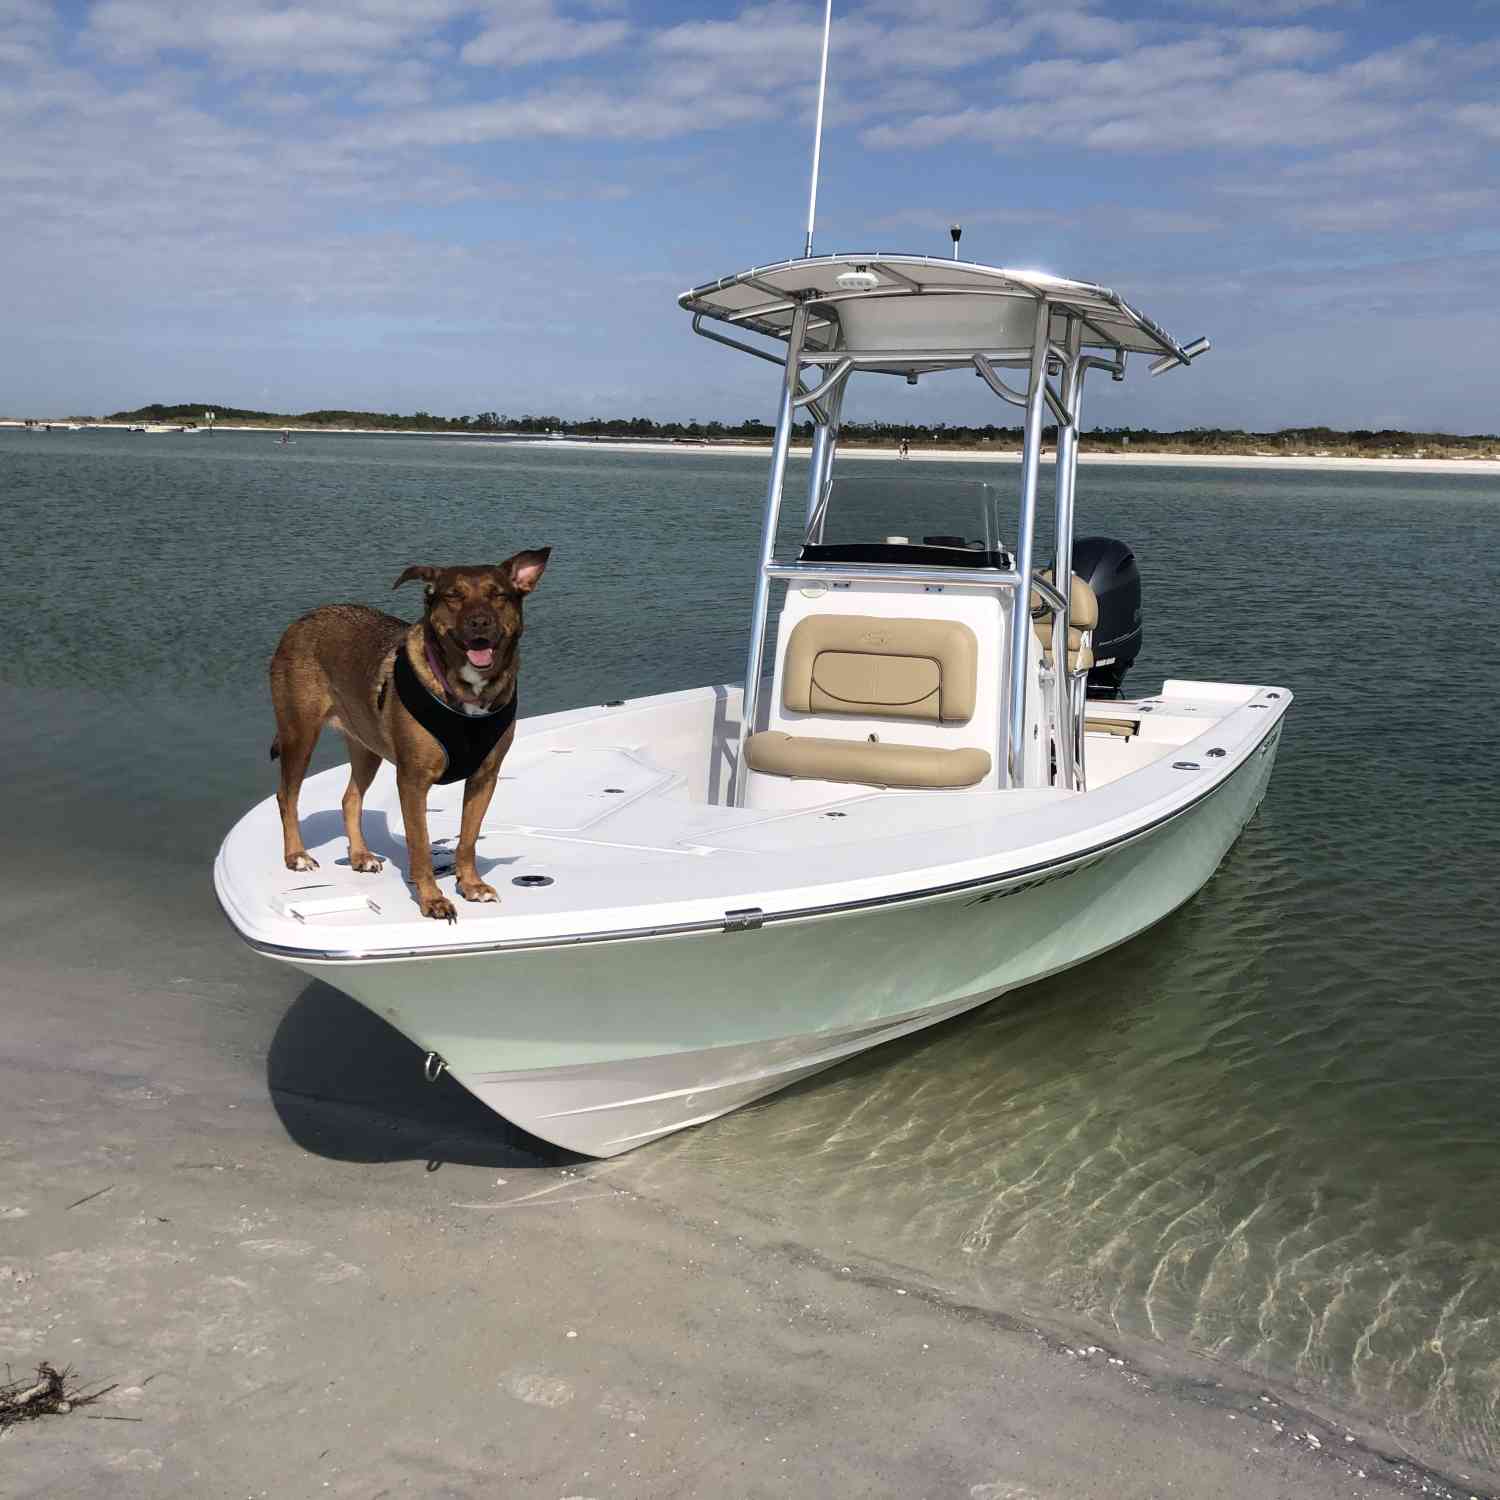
[458,879,499,905]
[420,893,457,924]
[285,851,319,872]
[350,852,385,874]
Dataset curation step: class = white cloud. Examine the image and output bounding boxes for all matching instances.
[1220,181,1498,234]
[1455,102,1500,140]
[1174,0,1356,14]
[85,0,471,75]
[0,0,54,67]
[862,29,1468,154]
[1231,24,1343,65]
[462,1,629,68]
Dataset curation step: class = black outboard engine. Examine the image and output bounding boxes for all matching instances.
[1070,536,1141,698]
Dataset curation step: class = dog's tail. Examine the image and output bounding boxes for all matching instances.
[269,734,281,762]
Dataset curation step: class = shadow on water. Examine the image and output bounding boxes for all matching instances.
[266,981,580,1170]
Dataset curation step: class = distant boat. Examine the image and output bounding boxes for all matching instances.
[277,430,294,446]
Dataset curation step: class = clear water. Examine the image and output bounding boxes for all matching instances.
[3,426,1499,1467]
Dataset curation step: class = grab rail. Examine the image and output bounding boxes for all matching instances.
[765,560,1023,592]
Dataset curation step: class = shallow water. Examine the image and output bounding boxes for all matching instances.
[3,426,1499,1466]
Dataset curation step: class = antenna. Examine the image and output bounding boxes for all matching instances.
[950,223,962,260]
[803,0,834,259]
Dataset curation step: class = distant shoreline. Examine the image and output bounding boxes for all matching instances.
[6,420,1498,474]
[502,435,1500,475]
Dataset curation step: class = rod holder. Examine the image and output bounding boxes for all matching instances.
[1150,336,1211,375]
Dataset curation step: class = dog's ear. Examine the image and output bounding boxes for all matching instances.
[393,565,442,591]
[500,547,551,594]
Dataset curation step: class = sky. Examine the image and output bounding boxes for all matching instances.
[3,0,1499,432]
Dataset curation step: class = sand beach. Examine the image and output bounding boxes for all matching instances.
[4,948,1484,1499]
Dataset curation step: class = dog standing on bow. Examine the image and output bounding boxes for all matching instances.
[268,548,550,921]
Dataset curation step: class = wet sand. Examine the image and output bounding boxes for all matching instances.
[3,933,1491,1496]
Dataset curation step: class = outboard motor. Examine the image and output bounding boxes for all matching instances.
[1070,536,1141,698]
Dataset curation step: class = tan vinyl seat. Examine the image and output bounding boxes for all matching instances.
[745,614,992,788]
[780,614,978,722]
[746,732,991,788]
[1031,570,1098,672]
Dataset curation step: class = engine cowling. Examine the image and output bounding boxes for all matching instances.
[1070,536,1141,698]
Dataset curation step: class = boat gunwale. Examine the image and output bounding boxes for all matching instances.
[217,702,1287,966]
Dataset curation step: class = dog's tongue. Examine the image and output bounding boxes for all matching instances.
[465,646,494,669]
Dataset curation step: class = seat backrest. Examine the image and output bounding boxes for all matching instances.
[781,614,978,724]
[1030,569,1099,629]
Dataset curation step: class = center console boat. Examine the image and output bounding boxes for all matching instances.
[216,253,1291,1155]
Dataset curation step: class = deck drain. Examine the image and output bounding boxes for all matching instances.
[512,874,555,888]
[823,811,848,819]
[1206,747,1226,758]
[1172,760,1200,771]
[602,787,625,794]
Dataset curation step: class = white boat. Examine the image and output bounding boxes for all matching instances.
[215,253,1290,1156]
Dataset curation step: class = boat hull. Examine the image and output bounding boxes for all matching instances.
[276,723,1282,1156]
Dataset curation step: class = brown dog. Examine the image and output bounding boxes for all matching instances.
[268,549,550,921]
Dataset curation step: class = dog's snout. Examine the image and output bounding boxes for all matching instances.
[460,609,498,644]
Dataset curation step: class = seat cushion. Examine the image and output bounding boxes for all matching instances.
[782,615,978,723]
[746,731,992,789]
[1030,569,1100,629]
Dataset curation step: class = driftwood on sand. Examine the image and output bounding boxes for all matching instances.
[1,1362,117,1428]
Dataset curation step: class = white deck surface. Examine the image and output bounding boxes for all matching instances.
[217,681,1291,960]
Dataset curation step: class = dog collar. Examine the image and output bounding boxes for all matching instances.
[424,628,490,707]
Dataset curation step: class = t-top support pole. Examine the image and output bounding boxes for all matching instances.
[1051,317,1084,790]
[735,301,811,806]
[1004,303,1053,790]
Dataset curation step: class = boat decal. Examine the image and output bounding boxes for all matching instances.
[963,854,1105,907]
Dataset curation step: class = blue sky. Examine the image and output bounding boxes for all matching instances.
[4,0,1499,431]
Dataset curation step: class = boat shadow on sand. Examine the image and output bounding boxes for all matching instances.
[267,981,579,1170]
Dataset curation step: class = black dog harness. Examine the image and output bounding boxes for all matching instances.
[392,646,517,786]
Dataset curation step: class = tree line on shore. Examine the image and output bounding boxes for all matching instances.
[100,403,1498,457]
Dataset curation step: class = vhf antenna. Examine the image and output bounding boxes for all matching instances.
[803,0,834,258]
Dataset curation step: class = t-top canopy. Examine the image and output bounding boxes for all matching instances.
[680,253,1201,376]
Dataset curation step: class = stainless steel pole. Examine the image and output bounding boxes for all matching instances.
[1005,302,1053,789]
[735,301,810,806]
[804,373,846,535]
[1051,319,1083,790]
